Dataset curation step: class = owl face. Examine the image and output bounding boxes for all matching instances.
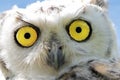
[0,0,118,79]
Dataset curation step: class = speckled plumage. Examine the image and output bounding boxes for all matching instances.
[0,0,120,80]
[56,59,120,80]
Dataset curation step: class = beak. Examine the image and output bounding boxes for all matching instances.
[47,37,65,70]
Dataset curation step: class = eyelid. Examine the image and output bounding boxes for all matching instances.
[16,17,40,32]
[66,19,92,42]
[14,24,40,48]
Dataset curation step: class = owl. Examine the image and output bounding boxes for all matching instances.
[0,0,120,80]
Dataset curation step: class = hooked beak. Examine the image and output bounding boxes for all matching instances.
[47,39,65,70]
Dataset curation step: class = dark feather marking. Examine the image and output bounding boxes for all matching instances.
[106,39,113,57]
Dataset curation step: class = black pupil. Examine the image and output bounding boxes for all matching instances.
[76,27,82,33]
[24,33,31,39]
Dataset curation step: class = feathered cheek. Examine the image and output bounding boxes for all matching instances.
[24,41,65,70]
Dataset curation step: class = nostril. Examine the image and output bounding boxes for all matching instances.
[59,46,62,50]
[48,48,51,52]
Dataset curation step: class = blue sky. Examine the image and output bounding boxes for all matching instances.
[109,0,120,46]
[0,0,120,46]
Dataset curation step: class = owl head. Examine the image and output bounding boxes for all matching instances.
[0,0,119,79]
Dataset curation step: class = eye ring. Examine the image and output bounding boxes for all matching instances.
[15,25,40,47]
[66,19,92,42]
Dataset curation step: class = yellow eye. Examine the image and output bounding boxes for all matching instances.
[67,20,92,42]
[15,26,39,47]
